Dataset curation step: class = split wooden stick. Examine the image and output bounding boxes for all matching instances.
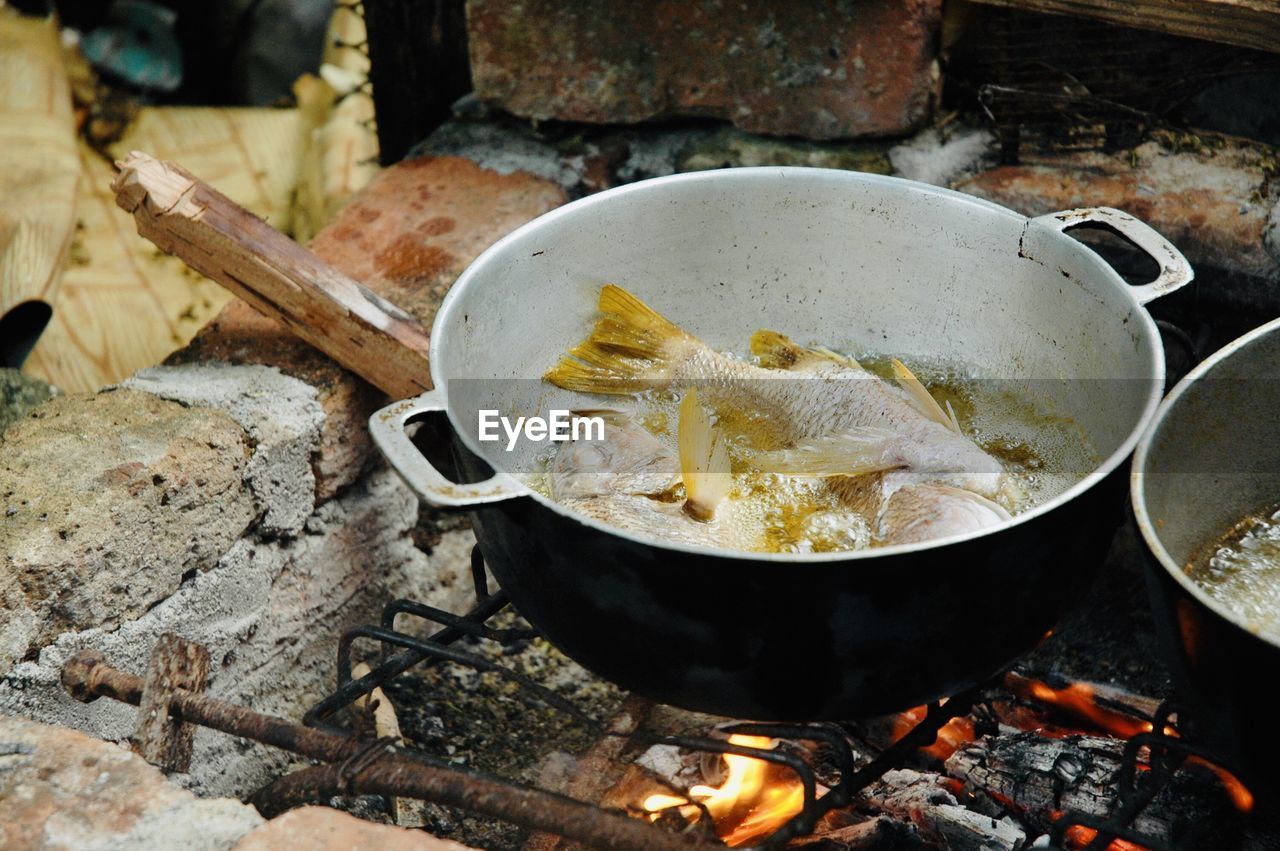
[111,151,432,398]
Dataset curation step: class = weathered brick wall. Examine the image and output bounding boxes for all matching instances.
[467,0,943,140]
[0,154,568,802]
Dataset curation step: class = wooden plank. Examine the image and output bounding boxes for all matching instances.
[110,107,304,233]
[293,0,380,243]
[23,142,234,392]
[965,0,1280,54]
[24,107,302,392]
[112,152,432,399]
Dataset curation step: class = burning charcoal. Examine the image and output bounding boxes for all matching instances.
[1001,672,1161,738]
[634,743,699,786]
[861,769,1026,851]
[946,733,1241,848]
[790,815,921,849]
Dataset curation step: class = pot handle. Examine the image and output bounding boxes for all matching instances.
[1031,207,1193,305]
[369,390,529,508]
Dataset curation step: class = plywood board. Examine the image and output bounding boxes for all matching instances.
[26,108,302,392]
[0,10,78,360]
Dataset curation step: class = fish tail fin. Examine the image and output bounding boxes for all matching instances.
[544,285,692,394]
[679,388,732,521]
[750,329,859,370]
[751,427,900,477]
[890,358,963,434]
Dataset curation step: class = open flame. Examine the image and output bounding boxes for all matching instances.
[1005,673,1254,814]
[641,734,807,847]
[638,675,1252,848]
[1004,673,1154,739]
[889,702,977,761]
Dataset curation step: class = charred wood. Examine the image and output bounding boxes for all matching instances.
[525,696,656,851]
[946,733,1234,847]
[861,768,1025,851]
[789,815,919,850]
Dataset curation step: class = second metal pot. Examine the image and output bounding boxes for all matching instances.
[1132,317,1280,789]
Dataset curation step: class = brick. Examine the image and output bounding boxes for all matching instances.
[234,806,475,851]
[956,140,1280,286]
[175,156,567,499]
[0,390,255,671]
[467,0,942,140]
[0,714,262,850]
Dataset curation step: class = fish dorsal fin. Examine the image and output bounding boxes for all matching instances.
[544,285,692,394]
[678,388,731,521]
[750,329,860,370]
[751,427,900,477]
[890,358,963,435]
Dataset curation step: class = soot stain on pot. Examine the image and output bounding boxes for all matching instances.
[1017,221,1030,258]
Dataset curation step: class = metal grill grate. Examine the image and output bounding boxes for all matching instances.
[298,545,969,849]
[60,545,1251,849]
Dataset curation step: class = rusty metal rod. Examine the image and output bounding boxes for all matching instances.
[252,758,712,851]
[63,650,359,762]
[61,651,710,851]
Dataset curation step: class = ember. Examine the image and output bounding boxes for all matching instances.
[1054,814,1147,851]
[890,703,977,761]
[1005,672,1154,739]
[1005,672,1254,814]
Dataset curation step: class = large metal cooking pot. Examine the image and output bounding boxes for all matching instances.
[371,168,1191,721]
[1132,317,1280,789]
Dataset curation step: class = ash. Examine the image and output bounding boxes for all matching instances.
[379,607,627,848]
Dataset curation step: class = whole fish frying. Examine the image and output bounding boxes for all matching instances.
[542,285,1016,548]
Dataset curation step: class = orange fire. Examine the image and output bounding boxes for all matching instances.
[1049,810,1148,851]
[1064,825,1147,851]
[642,734,808,847]
[640,675,1253,847]
[890,703,977,760]
[1187,757,1254,813]
[1005,673,1153,739]
[1006,673,1254,813]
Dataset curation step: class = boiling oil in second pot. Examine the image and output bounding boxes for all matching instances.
[1189,504,1280,640]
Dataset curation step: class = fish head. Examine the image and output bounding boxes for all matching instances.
[877,481,1012,546]
[548,413,679,500]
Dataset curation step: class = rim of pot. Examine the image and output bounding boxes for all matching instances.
[1132,315,1280,647]
[437,168,1172,564]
